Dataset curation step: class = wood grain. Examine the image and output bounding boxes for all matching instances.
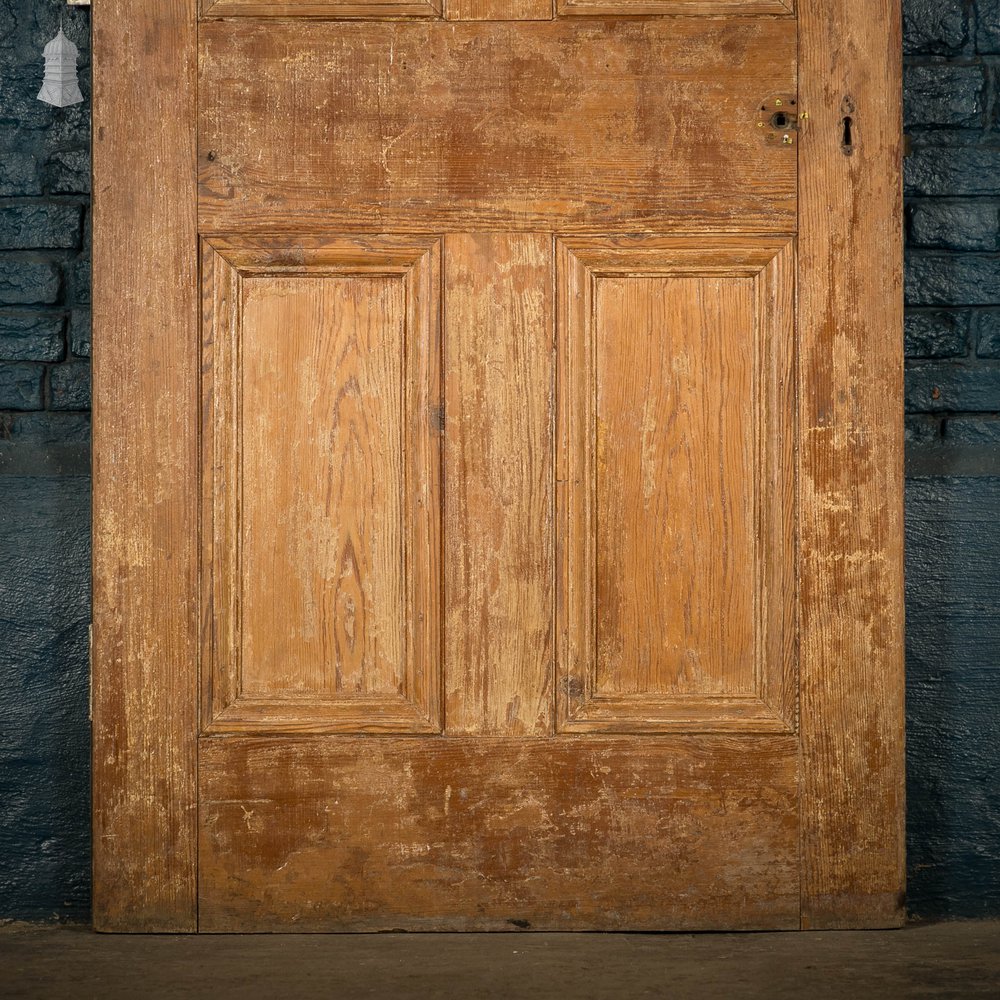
[198,735,800,931]
[91,0,199,931]
[202,0,442,17]
[446,0,551,19]
[94,0,905,933]
[241,275,407,698]
[201,236,442,734]
[596,277,756,695]
[798,0,906,927]
[198,19,796,235]
[443,234,553,736]
[556,237,795,734]
[558,0,792,13]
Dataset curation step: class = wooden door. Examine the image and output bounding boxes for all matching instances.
[91,0,905,931]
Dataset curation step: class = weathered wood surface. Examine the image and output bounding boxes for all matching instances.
[201,236,442,734]
[91,0,199,931]
[93,0,905,933]
[445,0,551,19]
[557,0,792,14]
[201,0,793,15]
[797,0,906,928]
[198,19,796,234]
[198,735,801,931]
[443,234,554,736]
[556,236,796,734]
[202,0,442,17]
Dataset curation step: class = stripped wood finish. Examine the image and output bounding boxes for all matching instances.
[198,20,796,235]
[443,234,554,736]
[202,0,442,17]
[199,735,801,932]
[201,236,442,734]
[91,0,199,931]
[445,0,552,19]
[93,0,904,932]
[797,0,906,928]
[557,0,793,14]
[555,236,796,734]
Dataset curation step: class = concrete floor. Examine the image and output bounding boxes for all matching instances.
[2,921,999,999]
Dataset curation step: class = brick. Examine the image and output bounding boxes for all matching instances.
[32,108,92,154]
[979,0,1000,53]
[974,309,1000,357]
[903,66,985,128]
[909,201,999,251]
[905,363,1000,412]
[0,260,60,305]
[0,150,41,196]
[0,204,82,251]
[0,312,65,362]
[68,308,89,357]
[48,362,90,411]
[903,0,967,54]
[905,413,943,443]
[945,415,1000,444]
[905,253,1000,305]
[0,36,88,139]
[905,309,970,358]
[70,254,90,305]
[905,147,1000,196]
[43,149,90,196]
[0,411,90,446]
[0,362,44,410]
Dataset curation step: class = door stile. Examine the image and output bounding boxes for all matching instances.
[92,0,200,931]
[797,0,906,928]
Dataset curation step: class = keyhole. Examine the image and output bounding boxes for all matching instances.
[842,116,854,154]
[771,111,790,129]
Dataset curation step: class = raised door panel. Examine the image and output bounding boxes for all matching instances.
[445,0,552,19]
[198,20,796,235]
[199,735,800,931]
[202,0,442,17]
[201,236,442,734]
[556,236,795,734]
[558,0,791,13]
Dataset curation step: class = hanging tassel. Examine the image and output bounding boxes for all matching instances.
[37,23,84,108]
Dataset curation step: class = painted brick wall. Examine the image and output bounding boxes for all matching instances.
[0,0,998,922]
[903,0,1000,918]
[904,0,1000,448]
[0,3,90,443]
[0,1,91,922]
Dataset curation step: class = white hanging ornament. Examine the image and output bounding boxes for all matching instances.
[37,25,84,108]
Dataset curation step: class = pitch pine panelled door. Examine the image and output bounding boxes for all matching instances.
[92,0,904,931]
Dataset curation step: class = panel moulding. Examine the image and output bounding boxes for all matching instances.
[200,235,443,735]
[555,235,797,735]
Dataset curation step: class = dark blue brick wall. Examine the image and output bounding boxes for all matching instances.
[0,476,91,922]
[904,0,1000,436]
[0,1,90,447]
[906,478,1000,919]
[1,0,999,923]
[0,0,91,923]
[903,0,1000,919]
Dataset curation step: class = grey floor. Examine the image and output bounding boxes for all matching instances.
[2,921,999,999]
